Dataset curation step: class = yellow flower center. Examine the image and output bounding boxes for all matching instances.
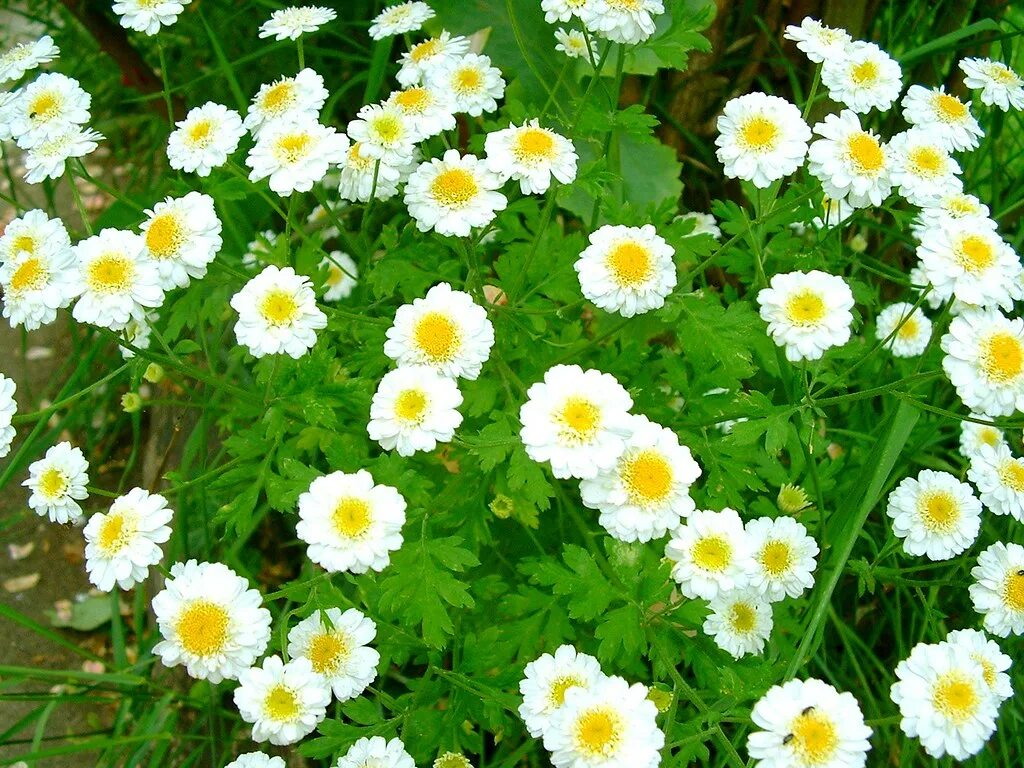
[917,490,961,533]
[573,707,622,758]
[557,397,601,443]
[513,128,556,163]
[414,312,461,362]
[186,119,214,147]
[759,540,793,576]
[175,600,230,657]
[394,88,430,112]
[847,132,885,173]
[607,241,652,288]
[739,116,779,151]
[998,459,1024,493]
[728,602,757,633]
[606,0,642,9]
[86,253,134,293]
[10,256,47,293]
[332,498,372,539]
[410,38,440,63]
[934,93,968,122]
[274,132,312,164]
[96,511,138,555]
[145,213,186,259]
[955,234,995,273]
[849,59,879,85]
[258,289,300,326]
[1003,570,1024,611]
[430,168,479,207]
[692,535,732,572]
[307,631,349,674]
[455,67,482,92]
[38,467,68,498]
[788,708,839,764]
[263,684,300,721]
[260,82,295,115]
[977,657,996,689]
[988,65,1020,85]
[29,91,61,121]
[347,142,373,171]
[548,674,585,708]
[908,146,944,176]
[394,388,429,424]
[11,234,36,255]
[978,427,1001,447]
[371,114,403,144]
[981,332,1024,383]
[784,289,827,326]
[932,672,980,724]
[620,449,673,505]
[434,754,472,768]
[948,197,979,217]
[896,316,919,340]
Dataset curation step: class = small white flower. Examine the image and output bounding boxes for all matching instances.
[518,644,604,737]
[968,442,1024,521]
[745,515,819,602]
[0,375,15,458]
[542,0,592,24]
[386,85,456,141]
[970,541,1024,637]
[485,119,577,195]
[71,228,164,331]
[941,309,1024,417]
[140,192,222,290]
[943,628,1013,704]
[225,753,285,768]
[821,40,902,113]
[579,0,666,45]
[7,72,89,144]
[885,469,982,561]
[367,366,464,456]
[916,220,1020,312]
[0,208,71,264]
[258,6,336,40]
[335,737,415,768]
[230,265,327,359]
[676,211,721,239]
[368,2,435,40]
[783,17,851,63]
[287,608,379,701]
[959,57,1024,111]
[337,141,410,203]
[246,116,348,195]
[397,31,471,88]
[808,110,892,208]
[425,53,506,116]
[875,302,932,358]
[0,229,77,330]
[902,84,983,152]
[234,655,330,746]
[703,589,773,658]
[887,128,961,206]
[959,415,1006,462]
[167,102,245,176]
[715,92,810,188]
[244,69,328,137]
[912,192,993,241]
[665,507,753,600]
[757,269,855,362]
[0,35,59,84]
[83,488,172,591]
[23,442,89,523]
[320,252,358,301]
[21,125,102,184]
[346,103,418,165]
[554,28,598,61]
[404,149,508,237]
[113,0,192,35]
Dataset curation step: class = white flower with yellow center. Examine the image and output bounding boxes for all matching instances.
[433,753,472,768]
[258,5,336,40]
[23,441,89,523]
[757,270,855,362]
[0,375,15,458]
[676,211,722,239]
[83,488,172,591]
[246,116,349,195]
[891,640,998,760]
[519,364,634,480]
[902,84,983,152]
[6,72,89,144]
[885,469,982,561]
[519,644,604,738]
[959,57,1024,111]
[367,365,464,456]
[544,674,663,768]
[821,41,902,113]
[875,302,932,358]
[397,31,471,88]
[715,92,810,188]
[140,192,222,290]
[384,282,494,380]
[970,541,1024,637]
[233,655,330,746]
[386,85,456,140]
[226,753,284,768]
[369,1,435,40]
[404,149,508,237]
[911,192,993,241]
[943,629,1013,704]
[0,35,59,84]
[968,442,1024,521]
[287,608,379,701]
[70,228,164,331]
[296,469,406,574]
[347,103,418,165]
[336,736,416,768]
[337,141,410,203]
[665,507,753,600]
[425,53,506,116]
[747,678,872,768]
[959,415,1006,461]
[230,265,327,359]
[745,515,819,602]
[320,251,358,301]
[574,223,677,318]
[783,17,852,63]
[152,559,272,682]
[244,68,328,137]
[0,238,77,331]
[580,415,701,543]
[888,128,961,206]
[113,0,191,35]
[118,313,154,359]
[941,309,1024,417]
[580,0,665,45]
[20,125,102,184]
[808,110,892,208]
[543,0,591,23]
[0,208,70,265]
[167,101,244,176]
[485,119,578,195]
[704,589,773,658]
[554,28,599,61]
[916,220,1020,312]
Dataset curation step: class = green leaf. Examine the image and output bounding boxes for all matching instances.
[525,544,615,621]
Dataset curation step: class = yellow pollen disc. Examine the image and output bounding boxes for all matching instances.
[989,65,1020,85]
[29,91,60,121]
[949,198,978,216]
[847,132,884,173]
[145,213,186,259]
[729,602,756,633]
[573,707,622,758]
[410,38,440,63]
[326,264,345,287]
[186,119,214,146]
[394,88,430,112]
[332,497,372,539]
[261,82,295,114]
[607,241,652,288]
[979,427,1001,447]
[620,450,673,505]
[263,684,300,721]
[175,600,230,657]
[998,460,1024,493]
[981,332,1024,383]
[897,317,919,340]
[850,59,879,85]
[692,535,732,572]
[977,657,996,689]
[513,128,556,163]
[935,93,968,122]
[307,632,349,674]
[558,397,601,442]
[347,142,373,170]
[12,234,36,255]
[908,146,944,175]
[917,490,961,533]
[38,467,68,498]
[372,115,403,144]
[275,133,312,164]
[10,256,47,292]
[548,674,585,707]
[430,168,479,207]
[413,312,461,362]
[1003,570,1024,611]
[932,673,980,723]
[788,709,839,764]
[606,0,642,9]
[956,234,995,273]
[394,388,428,423]
[455,67,482,91]
[86,253,134,293]
[760,540,793,576]
[96,511,138,555]
[258,289,300,326]
[784,289,826,326]
[739,116,779,151]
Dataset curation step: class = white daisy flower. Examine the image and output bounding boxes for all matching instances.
[579,0,665,45]
[715,92,810,188]
[397,31,471,88]
[875,302,932,358]
[425,53,506,116]
[152,559,272,682]
[23,441,89,523]
[386,85,456,140]
[665,507,753,600]
[287,608,379,701]
[580,415,701,543]
[70,228,164,331]
[0,375,16,458]
[542,0,591,23]
[970,541,1024,637]
[887,128,961,206]
[246,116,348,195]
[346,103,418,165]
[783,17,852,63]
[891,640,998,760]
[336,737,416,768]
[320,252,358,301]
[943,628,1013,704]
[821,40,902,113]
[244,68,328,137]
[703,589,773,658]
[225,753,285,768]
[747,678,872,768]
[384,282,494,380]
[0,208,71,264]
[404,149,508,237]
[119,313,154,360]
[902,84,983,152]
[911,192,993,241]
[0,234,77,331]
[885,469,982,561]
[807,110,892,208]
[554,27,598,60]
[0,35,59,84]
[259,5,336,40]
[959,57,1024,111]
[941,309,1024,417]
[433,754,472,768]
[6,72,89,144]
[519,644,604,738]
[968,442,1024,521]
[21,125,102,184]
[485,119,578,195]
[233,655,330,746]
[230,265,327,359]
[959,415,1006,461]
[544,674,663,768]
[676,211,722,239]
[745,515,819,602]
[574,223,677,318]
[83,488,172,591]
[367,365,464,456]
[368,2,435,40]
[167,102,245,176]
[140,192,222,290]
[113,0,192,35]
[519,364,634,480]
[757,270,855,362]
[337,142,409,203]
